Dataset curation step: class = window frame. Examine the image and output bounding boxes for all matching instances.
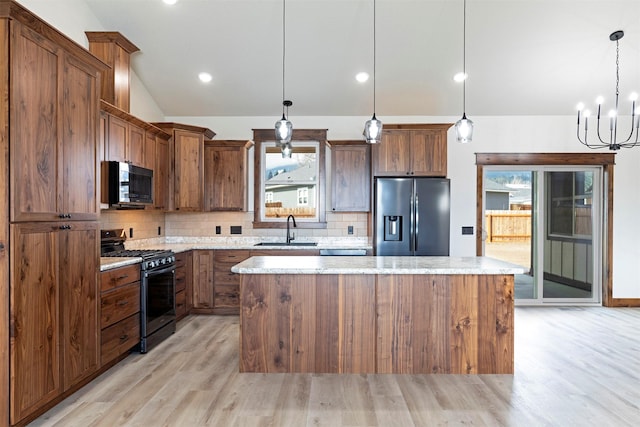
[252,128,327,229]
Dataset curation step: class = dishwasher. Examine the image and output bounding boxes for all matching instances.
[319,249,367,256]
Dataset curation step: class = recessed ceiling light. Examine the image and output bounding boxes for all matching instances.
[453,72,467,82]
[355,72,369,83]
[163,0,178,5]
[198,72,212,83]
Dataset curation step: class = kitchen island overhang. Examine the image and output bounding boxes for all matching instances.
[232,256,526,375]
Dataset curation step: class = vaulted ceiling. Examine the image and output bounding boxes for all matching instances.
[84,0,640,118]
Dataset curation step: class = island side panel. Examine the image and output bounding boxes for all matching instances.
[450,275,480,374]
[477,275,514,374]
[314,275,340,372]
[239,274,269,372]
[291,275,318,373]
[338,275,376,373]
[421,275,451,373]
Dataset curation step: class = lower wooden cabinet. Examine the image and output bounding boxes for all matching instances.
[175,251,193,320]
[99,264,141,366]
[191,249,318,315]
[10,222,100,424]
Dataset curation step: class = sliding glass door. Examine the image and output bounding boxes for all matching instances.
[483,166,602,304]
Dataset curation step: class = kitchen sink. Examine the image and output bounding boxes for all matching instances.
[253,242,318,247]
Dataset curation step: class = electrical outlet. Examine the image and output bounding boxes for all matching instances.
[215,226,221,235]
[462,226,474,235]
[129,227,133,238]
[348,225,354,235]
[158,226,162,236]
[230,226,242,235]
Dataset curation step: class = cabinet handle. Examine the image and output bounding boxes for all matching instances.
[116,300,129,307]
[119,334,129,342]
[59,214,71,219]
[59,225,71,230]
[0,242,4,251]
[115,275,129,281]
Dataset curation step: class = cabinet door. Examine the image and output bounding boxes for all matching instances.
[144,132,157,171]
[409,130,447,177]
[372,131,411,176]
[60,222,99,389]
[10,24,62,222]
[61,55,100,220]
[154,137,170,210]
[127,123,145,167]
[331,143,370,212]
[204,142,247,211]
[10,223,61,423]
[174,129,204,211]
[106,114,127,163]
[192,250,214,309]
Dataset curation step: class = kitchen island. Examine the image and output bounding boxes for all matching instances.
[232,256,526,375]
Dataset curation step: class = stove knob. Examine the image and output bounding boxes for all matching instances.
[161,258,166,265]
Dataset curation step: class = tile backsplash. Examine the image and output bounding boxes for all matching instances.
[100,210,370,240]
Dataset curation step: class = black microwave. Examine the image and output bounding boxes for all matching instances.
[103,161,153,207]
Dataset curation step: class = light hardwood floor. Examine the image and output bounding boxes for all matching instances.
[31,307,640,426]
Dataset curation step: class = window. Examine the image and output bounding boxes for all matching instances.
[253,129,327,229]
[547,171,593,238]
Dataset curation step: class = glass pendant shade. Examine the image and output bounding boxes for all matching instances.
[275,114,292,144]
[455,113,474,143]
[364,114,383,144]
[280,141,292,158]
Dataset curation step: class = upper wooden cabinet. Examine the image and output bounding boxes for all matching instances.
[154,135,171,210]
[372,124,452,177]
[85,31,139,112]
[328,140,371,212]
[9,17,105,223]
[204,140,252,211]
[152,122,216,212]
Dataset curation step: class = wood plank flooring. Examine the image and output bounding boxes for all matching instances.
[30,307,640,426]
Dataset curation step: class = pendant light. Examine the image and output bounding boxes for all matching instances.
[275,0,293,157]
[455,0,474,143]
[363,0,382,144]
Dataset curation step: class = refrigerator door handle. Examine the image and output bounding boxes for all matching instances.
[414,193,419,252]
[410,193,415,252]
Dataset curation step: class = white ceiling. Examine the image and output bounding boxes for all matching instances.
[83,0,640,118]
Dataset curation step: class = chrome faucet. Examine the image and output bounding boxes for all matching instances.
[286,214,296,244]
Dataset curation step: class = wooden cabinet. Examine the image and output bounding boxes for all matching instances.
[372,124,451,177]
[152,122,216,211]
[154,136,171,210]
[99,264,141,366]
[104,111,148,167]
[175,251,193,320]
[212,250,250,314]
[10,222,99,423]
[204,140,252,211]
[10,23,102,223]
[328,140,371,212]
[192,250,215,310]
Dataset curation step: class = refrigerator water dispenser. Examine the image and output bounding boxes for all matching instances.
[384,216,402,241]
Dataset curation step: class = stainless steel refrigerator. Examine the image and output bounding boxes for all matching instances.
[374,177,450,256]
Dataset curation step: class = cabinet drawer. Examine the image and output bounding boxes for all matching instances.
[214,250,250,263]
[101,313,140,365]
[176,290,186,318]
[101,264,140,292]
[215,284,240,308]
[175,269,187,292]
[175,251,188,268]
[101,282,140,329]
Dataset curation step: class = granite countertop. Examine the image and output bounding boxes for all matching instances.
[230,256,527,275]
[100,237,372,271]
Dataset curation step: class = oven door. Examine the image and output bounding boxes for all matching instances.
[141,264,175,338]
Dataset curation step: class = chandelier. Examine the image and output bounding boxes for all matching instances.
[275,0,293,157]
[577,30,639,150]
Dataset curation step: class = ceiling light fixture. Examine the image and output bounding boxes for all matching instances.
[163,0,178,5]
[275,0,293,158]
[356,72,369,83]
[363,0,382,144]
[577,30,639,150]
[454,0,473,144]
[198,72,212,83]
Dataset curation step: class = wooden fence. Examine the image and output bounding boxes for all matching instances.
[485,210,531,242]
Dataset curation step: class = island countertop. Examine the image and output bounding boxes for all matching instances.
[231,255,526,275]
